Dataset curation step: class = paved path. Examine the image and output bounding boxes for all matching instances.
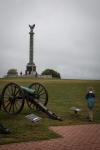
[0,124,100,150]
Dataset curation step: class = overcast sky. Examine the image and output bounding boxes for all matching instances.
[0,0,100,79]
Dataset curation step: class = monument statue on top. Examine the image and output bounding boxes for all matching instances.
[26,24,36,75]
[29,24,35,28]
[29,24,35,32]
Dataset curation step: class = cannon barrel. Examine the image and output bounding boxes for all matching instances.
[21,86,36,96]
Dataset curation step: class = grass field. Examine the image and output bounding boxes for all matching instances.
[0,77,100,145]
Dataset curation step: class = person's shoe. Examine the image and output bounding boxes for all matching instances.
[0,124,12,134]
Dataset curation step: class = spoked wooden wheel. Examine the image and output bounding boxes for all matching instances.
[26,82,48,109]
[2,82,25,115]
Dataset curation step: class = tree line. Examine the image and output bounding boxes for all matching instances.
[7,68,61,78]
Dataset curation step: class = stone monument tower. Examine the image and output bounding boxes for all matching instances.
[26,24,36,75]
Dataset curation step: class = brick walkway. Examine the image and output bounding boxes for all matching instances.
[0,124,100,150]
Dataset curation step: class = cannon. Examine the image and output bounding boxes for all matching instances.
[1,82,62,121]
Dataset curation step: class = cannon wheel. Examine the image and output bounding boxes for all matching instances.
[26,82,48,109]
[2,82,25,115]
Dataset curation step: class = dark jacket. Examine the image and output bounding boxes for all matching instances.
[85,92,95,108]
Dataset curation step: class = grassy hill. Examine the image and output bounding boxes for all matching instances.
[0,77,100,144]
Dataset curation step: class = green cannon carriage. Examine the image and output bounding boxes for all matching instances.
[1,82,62,121]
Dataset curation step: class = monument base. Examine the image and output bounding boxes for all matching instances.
[26,63,36,75]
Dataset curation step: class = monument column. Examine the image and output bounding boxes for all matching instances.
[26,24,36,75]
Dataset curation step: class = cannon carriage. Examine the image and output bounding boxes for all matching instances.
[1,82,62,121]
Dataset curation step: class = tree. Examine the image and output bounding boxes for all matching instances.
[7,69,18,75]
[41,69,61,78]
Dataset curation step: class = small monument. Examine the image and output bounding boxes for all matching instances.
[26,24,36,75]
